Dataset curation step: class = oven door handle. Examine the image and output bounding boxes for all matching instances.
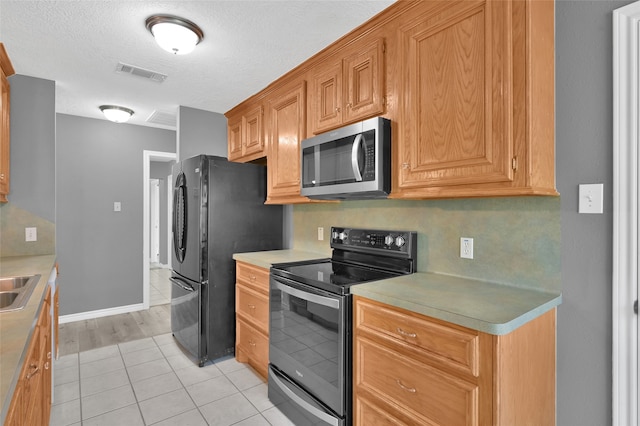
[270,367,340,426]
[275,282,340,309]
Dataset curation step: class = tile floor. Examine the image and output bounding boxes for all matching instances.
[49,333,295,426]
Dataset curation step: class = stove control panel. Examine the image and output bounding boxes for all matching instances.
[330,227,417,257]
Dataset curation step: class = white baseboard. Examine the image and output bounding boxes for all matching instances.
[59,303,146,324]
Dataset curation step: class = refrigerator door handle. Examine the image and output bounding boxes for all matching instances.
[173,172,188,263]
[169,277,196,292]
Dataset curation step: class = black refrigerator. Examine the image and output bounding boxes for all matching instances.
[171,155,283,366]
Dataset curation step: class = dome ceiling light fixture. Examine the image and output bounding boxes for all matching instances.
[99,105,135,123]
[145,14,204,55]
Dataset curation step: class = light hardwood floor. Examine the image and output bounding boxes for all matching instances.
[58,267,172,356]
[57,304,171,356]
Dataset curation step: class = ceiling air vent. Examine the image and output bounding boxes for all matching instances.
[147,110,177,127]
[115,62,167,83]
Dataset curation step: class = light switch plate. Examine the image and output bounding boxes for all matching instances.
[25,227,37,242]
[578,184,604,214]
[114,201,121,212]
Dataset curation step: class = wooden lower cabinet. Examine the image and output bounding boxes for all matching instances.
[5,287,52,426]
[235,261,270,379]
[353,296,556,426]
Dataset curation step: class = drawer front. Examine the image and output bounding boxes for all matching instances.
[355,336,479,426]
[236,284,269,333]
[237,318,268,377]
[354,395,409,426]
[355,297,480,377]
[236,262,270,293]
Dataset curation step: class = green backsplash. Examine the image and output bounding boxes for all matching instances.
[0,203,55,257]
[293,197,561,293]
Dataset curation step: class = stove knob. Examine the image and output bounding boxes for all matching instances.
[384,235,394,246]
[395,236,406,247]
[332,231,339,240]
[339,232,348,241]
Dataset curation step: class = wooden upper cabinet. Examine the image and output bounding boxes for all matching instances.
[265,80,311,204]
[310,37,385,135]
[226,103,266,163]
[0,43,15,203]
[392,0,557,198]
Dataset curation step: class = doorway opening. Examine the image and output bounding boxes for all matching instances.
[143,150,177,309]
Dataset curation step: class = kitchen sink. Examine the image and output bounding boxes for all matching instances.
[0,275,41,312]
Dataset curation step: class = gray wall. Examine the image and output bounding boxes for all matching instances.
[177,106,227,161]
[7,75,55,222]
[56,114,175,315]
[556,1,633,424]
[150,160,174,265]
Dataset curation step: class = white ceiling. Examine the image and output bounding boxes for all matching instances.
[0,0,394,129]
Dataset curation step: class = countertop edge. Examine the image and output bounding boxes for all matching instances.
[352,283,562,335]
[233,249,328,269]
[0,255,57,425]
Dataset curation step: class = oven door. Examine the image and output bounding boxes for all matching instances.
[269,275,349,424]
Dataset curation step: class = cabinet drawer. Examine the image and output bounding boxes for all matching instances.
[236,262,270,293]
[236,283,269,333]
[355,336,478,426]
[236,317,269,378]
[355,297,480,377]
[354,395,408,426]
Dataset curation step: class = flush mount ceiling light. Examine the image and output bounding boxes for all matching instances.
[145,14,204,55]
[99,105,134,123]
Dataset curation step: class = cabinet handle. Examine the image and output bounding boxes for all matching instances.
[45,361,50,370]
[396,379,416,393]
[335,107,341,113]
[396,327,417,338]
[402,163,410,170]
[249,340,256,347]
[248,304,256,310]
[26,364,40,379]
[250,275,257,281]
[47,351,52,359]
[346,103,352,109]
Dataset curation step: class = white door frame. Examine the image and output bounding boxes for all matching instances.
[143,150,177,309]
[167,173,173,270]
[613,3,640,425]
[149,178,160,264]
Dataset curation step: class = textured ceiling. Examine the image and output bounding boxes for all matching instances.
[0,0,394,129]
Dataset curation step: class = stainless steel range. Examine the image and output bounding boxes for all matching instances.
[268,227,417,425]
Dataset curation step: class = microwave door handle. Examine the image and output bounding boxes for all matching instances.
[275,282,340,309]
[351,133,364,182]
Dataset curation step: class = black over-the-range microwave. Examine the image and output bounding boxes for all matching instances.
[300,117,391,200]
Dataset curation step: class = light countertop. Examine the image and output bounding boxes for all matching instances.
[0,254,57,424]
[351,272,561,335]
[233,249,327,269]
[234,250,561,336]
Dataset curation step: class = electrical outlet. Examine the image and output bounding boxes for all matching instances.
[114,201,122,212]
[318,227,324,241]
[460,237,473,259]
[25,227,37,242]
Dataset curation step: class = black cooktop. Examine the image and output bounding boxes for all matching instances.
[271,259,402,295]
[271,226,418,295]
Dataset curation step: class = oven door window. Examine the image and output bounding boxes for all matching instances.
[302,129,375,188]
[270,278,346,417]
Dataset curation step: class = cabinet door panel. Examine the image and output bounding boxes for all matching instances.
[398,1,512,189]
[236,284,269,333]
[266,81,308,204]
[227,117,243,161]
[243,106,264,157]
[311,61,342,134]
[343,38,385,124]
